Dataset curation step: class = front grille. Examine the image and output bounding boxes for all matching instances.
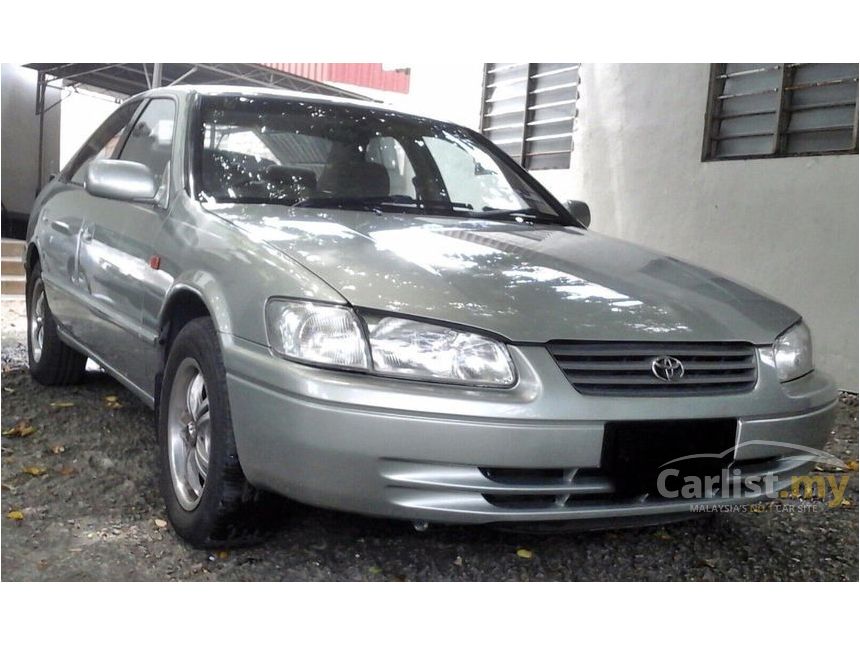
[547,341,758,396]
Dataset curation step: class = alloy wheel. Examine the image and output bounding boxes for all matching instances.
[167,358,212,511]
[29,279,46,363]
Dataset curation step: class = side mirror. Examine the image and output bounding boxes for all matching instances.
[566,199,591,229]
[85,159,157,203]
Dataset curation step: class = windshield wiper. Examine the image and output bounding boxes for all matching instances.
[291,196,384,213]
[213,195,560,224]
[384,195,474,211]
[206,195,297,205]
[293,195,474,214]
[476,207,560,224]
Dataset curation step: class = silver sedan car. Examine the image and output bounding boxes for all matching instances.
[24,86,837,547]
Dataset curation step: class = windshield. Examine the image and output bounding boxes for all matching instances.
[194,95,564,221]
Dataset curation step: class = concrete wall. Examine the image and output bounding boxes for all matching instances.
[399,63,858,389]
[1,64,61,224]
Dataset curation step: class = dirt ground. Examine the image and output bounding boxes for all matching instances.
[1,297,858,581]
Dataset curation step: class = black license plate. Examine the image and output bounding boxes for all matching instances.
[602,419,738,497]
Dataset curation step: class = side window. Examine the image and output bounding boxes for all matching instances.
[66,101,141,184]
[118,99,176,191]
[365,136,416,198]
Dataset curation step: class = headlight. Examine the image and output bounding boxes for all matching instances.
[265,299,369,369]
[365,316,516,386]
[773,321,813,382]
[264,299,516,387]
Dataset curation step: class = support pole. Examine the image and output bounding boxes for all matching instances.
[152,63,163,88]
[36,72,46,195]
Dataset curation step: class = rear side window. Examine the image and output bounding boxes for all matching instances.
[118,99,176,191]
[65,100,141,184]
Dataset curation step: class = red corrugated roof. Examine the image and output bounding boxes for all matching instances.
[263,63,410,93]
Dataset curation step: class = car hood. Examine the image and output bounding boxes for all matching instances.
[209,204,799,344]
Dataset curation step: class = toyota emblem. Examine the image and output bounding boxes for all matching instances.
[651,355,685,382]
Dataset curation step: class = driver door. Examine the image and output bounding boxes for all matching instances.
[74,97,177,391]
[38,100,142,345]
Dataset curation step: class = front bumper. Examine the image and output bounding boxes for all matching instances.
[222,335,838,526]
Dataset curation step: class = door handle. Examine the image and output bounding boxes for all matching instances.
[81,225,94,242]
[51,220,71,234]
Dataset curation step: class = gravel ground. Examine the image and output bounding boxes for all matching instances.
[1,298,857,581]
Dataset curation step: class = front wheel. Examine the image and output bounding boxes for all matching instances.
[157,316,280,547]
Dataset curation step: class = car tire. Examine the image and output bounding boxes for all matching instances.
[26,261,87,386]
[157,316,280,548]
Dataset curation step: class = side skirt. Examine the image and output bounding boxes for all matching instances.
[56,325,156,409]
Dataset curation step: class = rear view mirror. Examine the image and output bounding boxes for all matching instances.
[566,200,591,229]
[85,159,157,203]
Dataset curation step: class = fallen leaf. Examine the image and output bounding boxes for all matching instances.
[49,445,65,455]
[104,395,123,410]
[154,518,168,528]
[845,460,858,472]
[3,420,35,438]
[698,558,718,569]
[3,387,15,394]
[6,510,24,521]
[57,466,77,477]
[655,530,672,541]
[516,548,534,559]
[368,565,383,575]
[22,466,47,477]
[840,499,852,507]
[50,401,75,408]
[216,550,229,560]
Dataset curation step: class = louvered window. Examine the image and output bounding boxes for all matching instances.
[703,63,859,160]
[480,63,580,170]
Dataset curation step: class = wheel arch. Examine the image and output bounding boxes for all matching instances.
[25,241,40,274]
[154,284,224,413]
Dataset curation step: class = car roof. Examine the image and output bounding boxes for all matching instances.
[131,84,429,120]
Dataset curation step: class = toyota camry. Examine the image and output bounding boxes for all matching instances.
[23,85,837,546]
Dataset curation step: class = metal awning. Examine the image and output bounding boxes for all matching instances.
[19,63,372,203]
[24,63,371,100]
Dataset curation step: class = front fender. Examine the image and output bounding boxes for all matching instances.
[158,271,233,336]
[152,194,345,346]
